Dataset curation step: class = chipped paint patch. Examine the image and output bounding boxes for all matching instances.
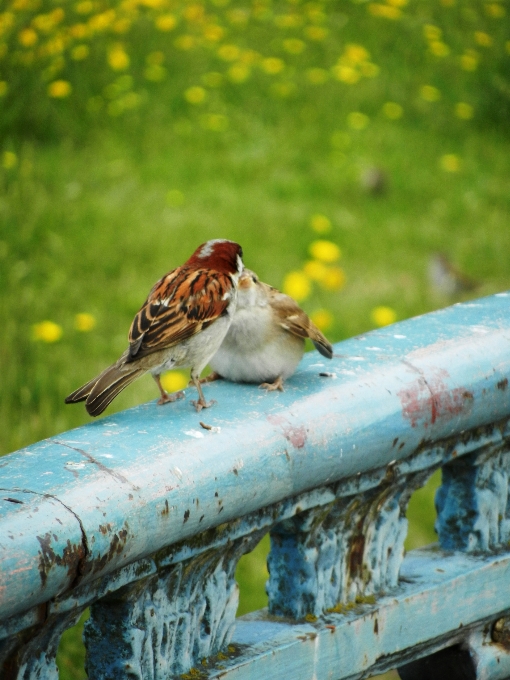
[185,430,205,439]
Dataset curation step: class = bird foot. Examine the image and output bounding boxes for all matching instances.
[191,398,217,412]
[259,376,285,392]
[157,390,185,405]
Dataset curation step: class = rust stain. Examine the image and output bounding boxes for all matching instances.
[183,509,190,523]
[497,378,509,391]
[348,532,365,579]
[37,533,85,587]
[398,369,474,428]
[161,499,169,516]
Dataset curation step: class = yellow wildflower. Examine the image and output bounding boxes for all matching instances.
[420,85,440,101]
[184,86,206,104]
[368,4,402,19]
[48,80,72,98]
[19,28,38,47]
[203,24,224,41]
[440,154,460,172]
[218,44,240,61]
[75,313,96,332]
[347,112,369,130]
[387,0,407,6]
[88,10,115,32]
[0,82,8,97]
[485,3,505,17]
[304,26,328,41]
[310,309,333,332]
[344,44,370,64]
[310,214,332,234]
[282,271,311,302]
[75,1,94,14]
[283,39,305,54]
[2,151,17,169]
[309,240,341,263]
[33,321,63,343]
[270,82,295,98]
[226,9,250,25]
[371,306,397,327]
[474,31,492,47]
[305,68,328,85]
[145,64,166,81]
[423,25,441,41]
[183,4,205,22]
[429,41,450,57]
[274,14,302,28]
[228,64,250,83]
[382,102,403,119]
[113,18,131,34]
[321,267,346,292]
[261,57,284,74]
[161,371,188,393]
[460,50,478,71]
[69,23,88,39]
[455,102,473,120]
[108,44,130,70]
[155,14,177,31]
[303,260,328,282]
[332,65,360,85]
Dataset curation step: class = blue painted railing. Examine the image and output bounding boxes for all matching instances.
[1,292,510,680]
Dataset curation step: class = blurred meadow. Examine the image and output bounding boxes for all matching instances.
[1,0,509,676]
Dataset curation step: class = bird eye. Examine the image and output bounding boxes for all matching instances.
[252,275,258,283]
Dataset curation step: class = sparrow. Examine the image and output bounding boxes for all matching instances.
[205,269,333,391]
[428,252,478,297]
[65,239,244,415]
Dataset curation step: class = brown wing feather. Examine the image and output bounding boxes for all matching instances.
[127,266,233,362]
[266,285,333,359]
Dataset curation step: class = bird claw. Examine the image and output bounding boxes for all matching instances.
[157,390,185,405]
[191,398,216,412]
[259,377,285,392]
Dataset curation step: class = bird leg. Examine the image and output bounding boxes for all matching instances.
[190,375,216,412]
[153,375,185,405]
[259,375,285,392]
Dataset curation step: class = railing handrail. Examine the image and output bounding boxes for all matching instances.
[1,292,510,627]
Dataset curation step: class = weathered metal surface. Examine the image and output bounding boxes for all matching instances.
[0,292,509,679]
[199,547,510,680]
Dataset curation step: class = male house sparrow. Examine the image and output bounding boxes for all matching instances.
[65,239,244,415]
[206,269,333,391]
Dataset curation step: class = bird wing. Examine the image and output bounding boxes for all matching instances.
[267,285,334,360]
[127,266,234,361]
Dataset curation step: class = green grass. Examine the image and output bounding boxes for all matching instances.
[1,0,509,677]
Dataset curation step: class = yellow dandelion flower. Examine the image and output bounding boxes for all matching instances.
[228,64,250,82]
[145,64,166,81]
[155,14,176,31]
[368,4,402,19]
[309,240,341,263]
[305,68,328,85]
[423,25,442,41]
[0,82,8,97]
[474,31,492,47]
[183,4,205,22]
[226,9,250,25]
[455,102,474,120]
[347,111,369,130]
[304,26,328,41]
[283,38,305,54]
[113,18,131,34]
[420,85,441,101]
[274,14,302,28]
[71,44,89,60]
[239,49,260,65]
[88,10,115,32]
[332,65,360,84]
[440,154,460,172]
[166,189,184,206]
[48,80,72,98]
[75,313,96,332]
[261,57,284,74]
[371,306,397,327]
[429,41,450,57]
[75,1,94,14]
[203,24,224,41]
[2,151,17,169]
[344,44,370,64]
[310,309,334,332]
[321,267,346,292]
[200,113,229,131]
[218,44,240,61]
[19,28,38,47]
[202,71,223,87]
[382,102,403,119]
[69,23,88,38]
[108,44,129,70]
[174,35,196,50]
[282,271,311,302]
[387,0,407,6]
[0,13,14,37]
[460,52,478,70]
[303,260,328,282]
[141,0,165,8]
[184,86,206,104]
[160,371,188,393]
[32,320,63,343]
[485,3,505,18]
[310,214,332,234]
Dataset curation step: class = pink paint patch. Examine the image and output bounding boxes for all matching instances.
[398,369,474,428]
[267,415,307,449]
